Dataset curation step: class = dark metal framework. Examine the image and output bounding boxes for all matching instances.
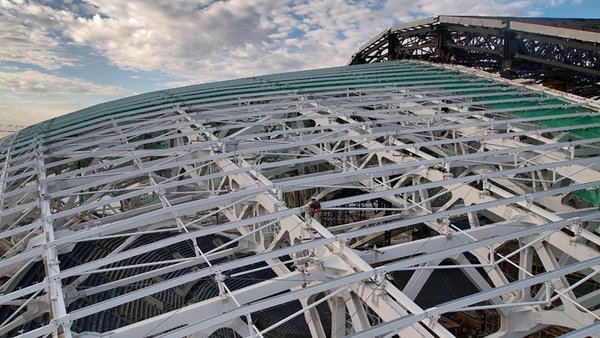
[350,16,600,97]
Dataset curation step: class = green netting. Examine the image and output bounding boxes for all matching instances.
[488,99,541,110]
[142,193,158,204]
[542,99,567,105]
[539,116,600,128]
[574,189,600,206]
[570,128,600,140]
[527,108,600,140]
[482,93,600,140]
[510,107,577,118]
[7,61,600,156]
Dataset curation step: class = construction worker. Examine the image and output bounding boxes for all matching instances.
[308,197,321,224]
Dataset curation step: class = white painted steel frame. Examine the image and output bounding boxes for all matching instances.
[0,61,599,338]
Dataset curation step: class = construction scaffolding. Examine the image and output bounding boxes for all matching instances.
[0,60,599,337]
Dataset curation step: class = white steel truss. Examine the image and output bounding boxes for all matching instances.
[0,61,599,338]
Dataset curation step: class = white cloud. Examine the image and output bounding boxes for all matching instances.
[544,0,582,6]
[0,102,63,126]
[0,70,123,95]
[56,0,396,82]
[1,0,553,83]
[0,0,581,127]
[0,70,127,127]
[0,0,77,69]
[60,0,550,83]
[64,0,280,79]
[0,0,578,126]
[383,0,539,17]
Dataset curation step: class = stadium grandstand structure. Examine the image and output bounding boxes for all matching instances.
[350,16,600,98]
[1,60,600,338]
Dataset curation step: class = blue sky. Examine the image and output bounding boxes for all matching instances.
[0,0,596,126]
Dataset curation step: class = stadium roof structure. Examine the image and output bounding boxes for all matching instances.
[350,16,600,98]
[1,60,600,338]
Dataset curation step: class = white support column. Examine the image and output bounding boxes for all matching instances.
[345,293,370,333]
[330,296,347,338]
[518,244,534,302]
[299,297,327,338]
[35,141,72,338]
[403,259,443,300]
